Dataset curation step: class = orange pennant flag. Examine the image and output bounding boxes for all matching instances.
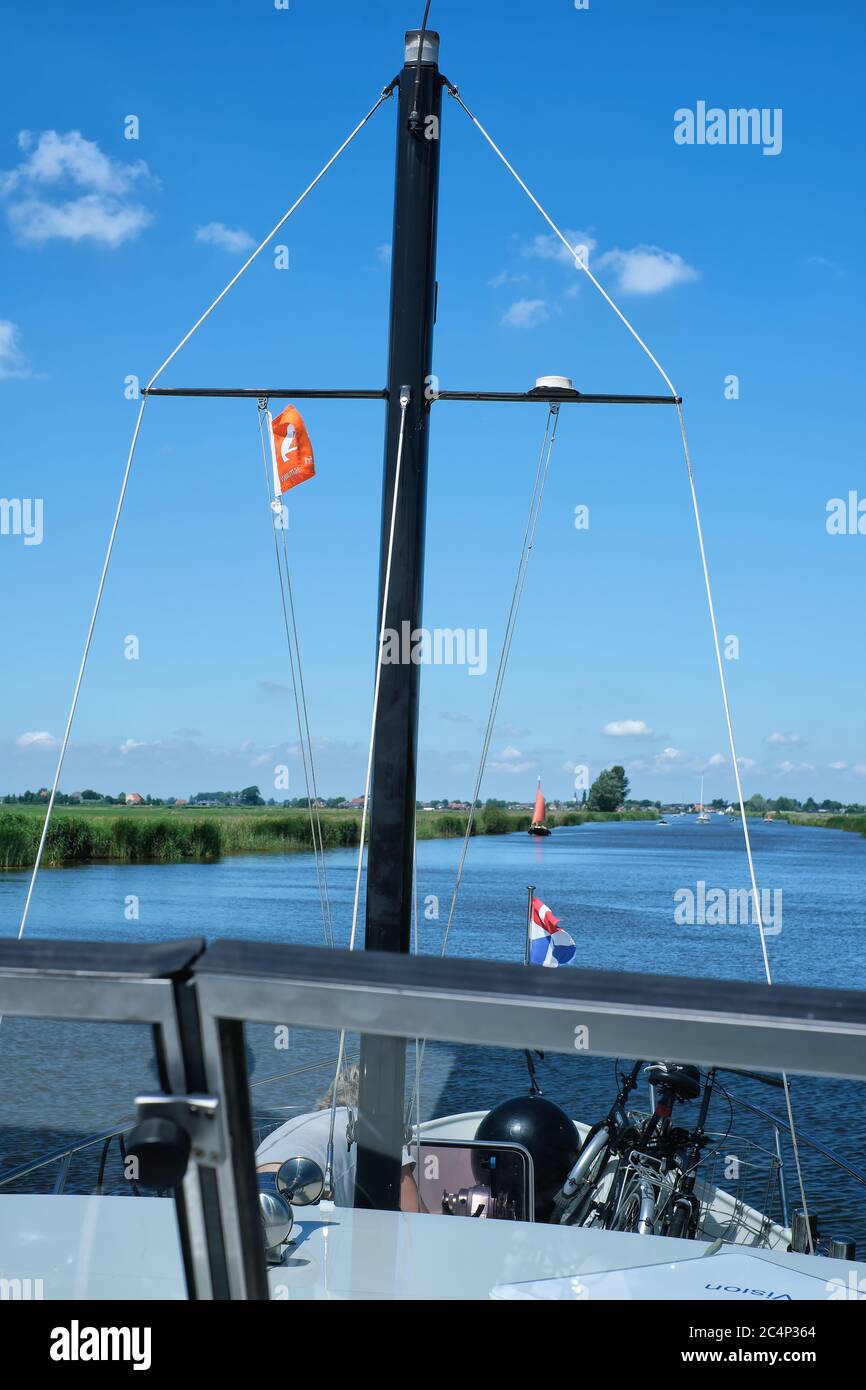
[270,405,315,493]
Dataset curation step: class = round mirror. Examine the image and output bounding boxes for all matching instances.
[276,1156,325,1206]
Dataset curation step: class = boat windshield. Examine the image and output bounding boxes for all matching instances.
[0,1014,186,1299]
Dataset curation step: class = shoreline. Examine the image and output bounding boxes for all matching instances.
[0,806,657,870]
[783,812,866,839]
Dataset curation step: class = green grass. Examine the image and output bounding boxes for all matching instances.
[0,803,657,869]
[783,813,866,839]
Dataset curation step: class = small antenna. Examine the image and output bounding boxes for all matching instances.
[409,0,434,133]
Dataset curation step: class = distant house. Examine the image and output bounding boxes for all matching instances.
[173,799,188,807]
[125,792,144,806]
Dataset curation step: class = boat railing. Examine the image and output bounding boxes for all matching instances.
[0,1121,134,1194]
[628,1080,866,1234]
[2,936,866,1298]
[0,1050,359,1195]
[720,1086,866,1229]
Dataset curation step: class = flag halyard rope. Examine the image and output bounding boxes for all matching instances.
[257,404,334,951]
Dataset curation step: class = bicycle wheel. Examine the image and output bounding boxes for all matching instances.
[610,1177,644,1232]
[666,1192,697,1240]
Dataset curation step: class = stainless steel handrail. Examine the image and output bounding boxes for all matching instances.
[0,1052,357,1192]
[0,1121,133,1189]
[724,1088,866,1189]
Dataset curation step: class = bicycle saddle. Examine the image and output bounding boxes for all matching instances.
[645,1061,701,1101]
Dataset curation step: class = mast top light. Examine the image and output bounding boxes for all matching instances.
[404,29,440,65]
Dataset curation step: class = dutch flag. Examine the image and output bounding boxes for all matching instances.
[529,897,576,968]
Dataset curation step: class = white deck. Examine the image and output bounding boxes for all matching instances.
[0,1193,186,1300]
[1,1107,860,1301]
[2,1191,861,1301]
[268,1205,865,1300]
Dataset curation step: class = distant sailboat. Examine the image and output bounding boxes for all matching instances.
[697,774,711,824]
[528,778,551,837]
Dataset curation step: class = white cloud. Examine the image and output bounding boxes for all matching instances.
[502,298,549,328]
[120,738,147,755]
[195,222,255,254]
[440,710,473,724]
[764,731,804,746]
[524,228,597,268]
[657,746,686,763]
[595,245,698,295]
[779,760,815,775]
[829,761,848,770]
[489,270,529,288]
[0,320,31,379]
[707,752,726,766]
[1,130,155,247]
[489,744,535,774]
[16,730,60,750]
[376,243,392,266]
[852,765,866,777]
[8,196,153,248]
[736,756,756,771]
[603,719,655,738]
[0,130,149,196]
[250,749,277,767]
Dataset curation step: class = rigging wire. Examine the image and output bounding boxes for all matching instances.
[325,388,412,1194]
[412,815,422,1147]
[441,405,560,960]
[14,396,148,948]
[446,87,679,401]
[143,89,395,395]
[405,404,560,1129]
[13,87,393,947]
[257,405,334,949]
[445,85,815,1251]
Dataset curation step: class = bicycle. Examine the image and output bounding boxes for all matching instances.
[552,1059,709,1234]
[594,1061,704,1236]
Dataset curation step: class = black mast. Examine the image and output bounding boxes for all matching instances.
[353,28,443,1211]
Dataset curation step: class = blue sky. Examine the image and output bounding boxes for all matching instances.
[1,0,864,804]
